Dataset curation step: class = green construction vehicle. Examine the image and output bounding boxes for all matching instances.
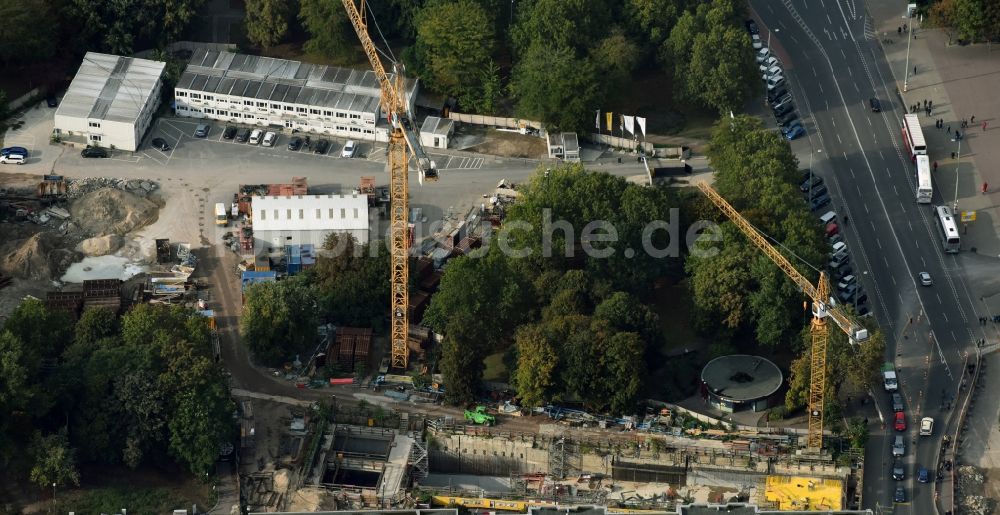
[464,405,496,426]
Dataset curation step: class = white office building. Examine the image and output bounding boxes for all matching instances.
[251,194,371,254]
[174,49,418,143]
[53,52,166,151]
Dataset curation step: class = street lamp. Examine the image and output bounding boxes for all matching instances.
[768,28,779,49]
[903,9,915,92]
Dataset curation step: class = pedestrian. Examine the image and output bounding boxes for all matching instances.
[933,161,938,171]
[924,100,928,108]
[929,100,933,109]
[914,65,917,75]
[983,182,989,194]
[957,130,961,140]
[983,121,988,131]
[952,151,956,159]
[927,106,932,116]
[898,26,902,35]
[971,115,976,124]
[947,125,951,134]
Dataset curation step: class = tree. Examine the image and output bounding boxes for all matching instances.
[65,0,207,54]
[510,324,560,408]
[511,43,603,133]
[240,277,318,366]
[168,384,233,476]
[0,0,58,65]
[845,417,869,449]
[29,431,80,489]
[687,24,756,113]
[594,292,661,346]
[472,60,502,114]
[245,0,290,49]
[413,0,495,97]
[784,351,810,411]
[602,331,645,414]
[115,370,166,468]
[74,308,118,346]
[4,298,74,364]
[624,0,683,49]
[299,0,353,58]
[511,0,612,55]
[312,234,390,329]
[590,29,640,92]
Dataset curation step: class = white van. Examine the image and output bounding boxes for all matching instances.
[819,211,837,225]
[248,129,263,145]
[831,241,848,257]
[262,131,277,147]
[919,417,934,436]
[756,47,770,63]
[0,154,25,165]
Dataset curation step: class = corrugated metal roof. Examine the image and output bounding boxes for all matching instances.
[252,195,369,232]
[179,49,408,113]
[56,52,165,124]
[420,116,454,136]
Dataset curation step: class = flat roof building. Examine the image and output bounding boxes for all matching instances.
[547,132,580,162]
[700,355,783,413]
[54,52,166,151]
[175,49,418,142]
[251,194,370,254]
[419,116,454,149]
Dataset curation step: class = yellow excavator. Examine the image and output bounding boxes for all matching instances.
[697,182,869,450]
[342,0,438,370]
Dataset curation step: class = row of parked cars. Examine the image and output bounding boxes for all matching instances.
[891,411,936,503]
[188,123,358,158]
[746,19,805,141]
[0,146,29,165]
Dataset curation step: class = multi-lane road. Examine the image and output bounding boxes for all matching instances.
[751,0,987,511]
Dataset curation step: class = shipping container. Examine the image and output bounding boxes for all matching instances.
[329,377,355,385]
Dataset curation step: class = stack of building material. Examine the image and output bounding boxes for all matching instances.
[82,279,122,313]
[266,176,308,196]
[408,291,430,323]
[334,327,372,369]
[45,291,83,317]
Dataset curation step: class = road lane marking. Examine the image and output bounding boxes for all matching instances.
[921,257,926,267]
[813,66,818,77]
[937,293,943,305]
[827,14,833,24]
[942,312,949,322]
[877,238,883,249]
[841,49,847,58]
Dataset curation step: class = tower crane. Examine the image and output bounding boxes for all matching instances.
[342,0,438,370]
[697,182,869,451]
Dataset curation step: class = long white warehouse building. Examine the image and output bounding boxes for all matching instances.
[174,49,418,143]
[251,194,371,254]
[53,52,166,151]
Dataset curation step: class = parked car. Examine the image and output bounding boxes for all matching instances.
[892,393,904,412]
[236,128,251,143]
[745,19,759,34]
[314,139,330,154]
[46,93,58,108]
[781,121,803,135]
[855,293,868,305]
[756,47,770,63]
[892,435,905,456]
[777,111,799,126]
[262,131,277,147]
[870,97,882,112]
[248,129,263,145]
[919,271,933,286]
[894,486,905,503]
[773,102,795,118]
[151,137,170,151]
[785,125,805,140]
[762,65,783,80]
[920,417,934,436]
[194,124,209,138]
[223,126,238,139]
[1,146,28,157]
[893,462,905,480]
[751,34,763,49]
[857,305,871,316]
[810,192,831,210]
[287,136,303,151]
[837,275,857,290]
[0,154,25,165]
[894,411,906,431]
[918,467,929,483]
[81,147,109,158]
[341,139,357,158]
[767,87,788,103]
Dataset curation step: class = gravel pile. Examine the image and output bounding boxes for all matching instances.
[957,465,996,515]
[67,177,159,199]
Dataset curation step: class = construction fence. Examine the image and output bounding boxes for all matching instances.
[589,133,654,154]
[448,112,543,131]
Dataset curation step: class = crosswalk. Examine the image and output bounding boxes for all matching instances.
[366,147,486,170]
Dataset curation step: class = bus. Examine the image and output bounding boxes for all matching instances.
[915,155,932,203]
[934,205,960,253]
[902,114,927,161]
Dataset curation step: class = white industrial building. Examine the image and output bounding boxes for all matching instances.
[419,116,454,149]
[53,52,166,151]
[251,194,371,254]
[546,132,580,162]
[175,49,418,143]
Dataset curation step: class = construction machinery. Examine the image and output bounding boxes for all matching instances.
[342,0,438,371]
[464,406,496,426]
[697,182,869,451]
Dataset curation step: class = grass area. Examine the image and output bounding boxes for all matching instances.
[43,465,212,515]
[482,351,509,382]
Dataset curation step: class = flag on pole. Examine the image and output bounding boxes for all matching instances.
[606,112,613,133]
[595,110,600,130]
[636,117,647,137]
[620,114,625,135]
[624,115,635,136]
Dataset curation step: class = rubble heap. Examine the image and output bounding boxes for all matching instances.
[67,177,159,199]
[957,465,996,515]
[70,188,159,236]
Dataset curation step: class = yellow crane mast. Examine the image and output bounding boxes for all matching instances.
[342,0,438,370]
[697,182,869,451]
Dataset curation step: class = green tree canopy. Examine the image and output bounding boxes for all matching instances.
[311,233,390,329]
[511,0,612,55]
[299,0,353,58]
[245,0,290,49]
[241,277,318,366]
[29,431,80,489]
[413,0,495,97]
[510,43,604,133]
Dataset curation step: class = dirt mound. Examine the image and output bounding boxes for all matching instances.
[70,188,159,236]
[1,233,53,280]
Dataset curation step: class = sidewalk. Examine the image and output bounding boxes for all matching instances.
[868,3,1000,258]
